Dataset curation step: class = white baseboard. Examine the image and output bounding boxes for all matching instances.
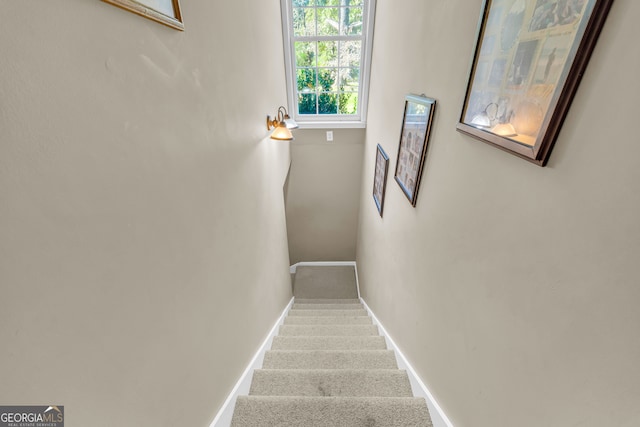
[209,297,294,427]
[289,261,360,299]
[361,298,455,427]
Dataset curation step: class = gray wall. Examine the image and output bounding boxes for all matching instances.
[356,1,640,427]
[0,1,292,426]
[286,129,364,264]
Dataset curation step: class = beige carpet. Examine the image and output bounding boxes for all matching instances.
[230,266,432,426]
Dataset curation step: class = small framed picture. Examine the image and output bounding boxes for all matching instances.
[103,0,184,31]
[394,94,436,207]
[373,144,390,217]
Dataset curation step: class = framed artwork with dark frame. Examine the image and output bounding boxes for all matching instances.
[373,144,390,217]
[456,0,613,166]
[103,0,184,31]
[394,94,436,207]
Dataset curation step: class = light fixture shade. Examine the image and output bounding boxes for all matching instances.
[283,115,299,129]
[491,122,517,137]
[270,122,294,140]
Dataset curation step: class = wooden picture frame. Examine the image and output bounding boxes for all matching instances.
[457,0,613,166]
[373,144,390,217]
[394,94,436,207]
[103,0,184,31]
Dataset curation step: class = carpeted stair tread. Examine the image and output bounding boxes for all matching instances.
[292,303,364,310]
[294,298,361,304]
[249,369,414,397]
[279,324,379,336]
[262,350,398,369]
[271,335,387,350]
[231,396,433,427]
[288,308,368,317]
[283,315,373,325]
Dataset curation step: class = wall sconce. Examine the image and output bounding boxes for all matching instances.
[267,106,298,140]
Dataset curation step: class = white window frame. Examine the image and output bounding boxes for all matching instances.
[280,0,376,128]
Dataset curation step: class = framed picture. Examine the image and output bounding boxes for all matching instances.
[457,0,613,166]
[373,144,390,217]
[394,94,436,207]
[103,0,184,31]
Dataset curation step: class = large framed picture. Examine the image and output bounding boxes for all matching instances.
[457,0,613,166]
[394,94,436,207]
[103,0,184,31]
[373,144,390,217]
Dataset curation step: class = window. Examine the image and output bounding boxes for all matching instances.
[280,0,376,127]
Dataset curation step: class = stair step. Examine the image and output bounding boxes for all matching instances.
[294,298,361,304]
[283,316,372,325]
[249,369,413,397]
[279,324,378,336]
[288,309,368,317]
[231,396,432,427]
[292,303,364,310]
[271,336,387,350]
[262,350,398,369]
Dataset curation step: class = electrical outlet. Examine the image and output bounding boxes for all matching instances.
[326,131,334,142]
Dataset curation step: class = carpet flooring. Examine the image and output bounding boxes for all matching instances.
[230,266,432,426]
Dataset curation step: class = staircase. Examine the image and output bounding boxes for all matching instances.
[230,266,433,426]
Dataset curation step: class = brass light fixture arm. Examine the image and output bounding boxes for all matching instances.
[266,106,291,130]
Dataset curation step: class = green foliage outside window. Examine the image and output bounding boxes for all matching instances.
[291,0,364,115]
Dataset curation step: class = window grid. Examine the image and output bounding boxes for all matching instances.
[293,38,362,115]
[282,0,375,125]
[293,5,364,116]
[292,5,364,38]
